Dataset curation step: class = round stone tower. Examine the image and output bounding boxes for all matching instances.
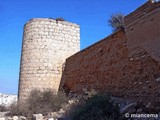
[18,18,80,103]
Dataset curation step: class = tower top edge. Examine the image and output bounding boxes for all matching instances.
[24,18,80,28]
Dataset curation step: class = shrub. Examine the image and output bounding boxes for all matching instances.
[26,89,68,115]
[7,102,28,116]
[8,89,68,118]
[108,13,125,32]
[69,94,121,120]
[55,17,65,21]
[0,105,8,112]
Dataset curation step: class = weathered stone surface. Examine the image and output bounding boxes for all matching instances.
[7,117,12,120]
[18,18,80,103]
[61,2,160,105]
[19,116,26,120]
[47,118,54,120]
[18,2,160,113]
[0,112,8,118]
[0,118,5,120]
[156,77,160,82]
[61,30,160,104]
[125,1,160,63]
[12,116,18,120]
[33,114,43,120]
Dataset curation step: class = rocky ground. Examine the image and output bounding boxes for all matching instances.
[0,90,159,120]
[0,100,160,120]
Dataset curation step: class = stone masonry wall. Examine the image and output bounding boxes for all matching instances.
[61,2,160,105]
[125,1,160,62]
[61,30,160,104]
[18,18,80,103]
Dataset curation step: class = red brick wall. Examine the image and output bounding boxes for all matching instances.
[60,2,160,104]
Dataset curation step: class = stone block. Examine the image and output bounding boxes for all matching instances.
[33,114,43,120]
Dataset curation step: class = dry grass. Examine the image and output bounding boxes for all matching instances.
[108,13,125,32]
[7,89,68,119]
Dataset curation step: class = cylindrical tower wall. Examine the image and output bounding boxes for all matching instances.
[18,18,80,102]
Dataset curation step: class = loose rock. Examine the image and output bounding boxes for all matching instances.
[33,114,43,120]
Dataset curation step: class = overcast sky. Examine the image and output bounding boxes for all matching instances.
[0,0,146,94]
